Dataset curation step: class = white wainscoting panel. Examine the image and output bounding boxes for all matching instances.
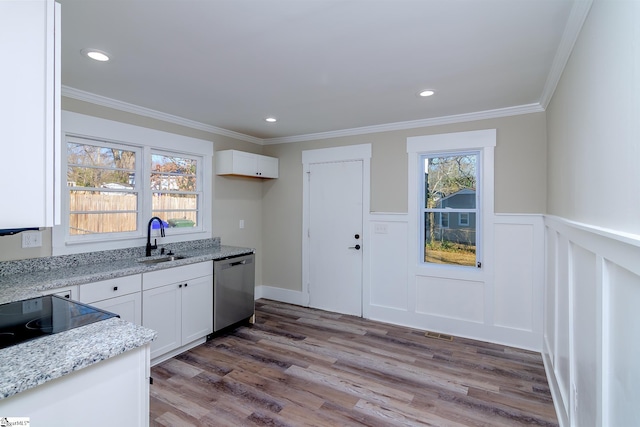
[415,276,484,322]
[605,261,640,426]
[571,244,598,427]
[368,216,408,311]
[494,221,538,331]
[543,216,640,427]
[364,213,544,351]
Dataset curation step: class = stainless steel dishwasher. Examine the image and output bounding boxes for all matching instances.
[213,252,255,332]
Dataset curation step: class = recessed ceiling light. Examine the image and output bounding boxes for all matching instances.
[419,90,435,97]
[265,117,277,123]
[81,48,110,62]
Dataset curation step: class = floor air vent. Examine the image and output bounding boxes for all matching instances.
[425,331,453,341]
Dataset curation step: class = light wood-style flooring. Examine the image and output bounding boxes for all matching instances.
[150,299,558,426]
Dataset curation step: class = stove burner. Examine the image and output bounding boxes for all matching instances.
[25,317,53,333]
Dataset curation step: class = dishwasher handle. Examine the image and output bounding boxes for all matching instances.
[230,260,246,267]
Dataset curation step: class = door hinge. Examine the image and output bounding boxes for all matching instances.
[477,261,482,268]
[149,377,154,385]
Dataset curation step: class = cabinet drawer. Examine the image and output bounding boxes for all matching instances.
[143,261,212,291]
[79,275,141,304]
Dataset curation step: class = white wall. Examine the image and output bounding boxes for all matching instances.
[544,1,640,425]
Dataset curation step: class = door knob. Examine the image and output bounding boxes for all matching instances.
[348,244,361,250]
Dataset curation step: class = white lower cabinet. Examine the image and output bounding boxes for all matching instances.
[79,275,142,325]
[142,261,213,361]
[0,345,150,426]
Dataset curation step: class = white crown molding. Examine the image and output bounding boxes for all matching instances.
[263,103,544,145]
[61,86,264,145]
[63,87,546,147]
[539,0,593,109]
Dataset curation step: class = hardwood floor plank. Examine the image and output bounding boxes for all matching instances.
[150,299,559,426]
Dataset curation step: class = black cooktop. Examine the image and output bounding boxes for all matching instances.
[0,295,119,350]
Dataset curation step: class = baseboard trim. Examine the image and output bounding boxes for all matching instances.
[255,285,307,306]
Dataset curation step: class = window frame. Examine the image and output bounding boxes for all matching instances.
[53,111,213,255]
[148,149,203,232]
[407,129,495,276]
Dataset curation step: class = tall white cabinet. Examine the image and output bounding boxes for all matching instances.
[0,0,60,228]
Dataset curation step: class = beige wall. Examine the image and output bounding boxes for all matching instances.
[1,99,548,296]
[261,112,547,291]
[547,0,640,234]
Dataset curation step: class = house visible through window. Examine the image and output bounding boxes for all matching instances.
[422,152,479,267]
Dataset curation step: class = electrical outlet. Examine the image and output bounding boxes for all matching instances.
[22,231,42,248]
[239,219,245,229]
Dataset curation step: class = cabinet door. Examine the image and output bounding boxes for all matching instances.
[181,275,213,343]
[258,155,279,178]
[0,0,59,228]
[143,284,181,360]
[79,275,141,303]
[91,293,142,326]
[232,151,259,176]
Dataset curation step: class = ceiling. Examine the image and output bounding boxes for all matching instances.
[58,0,581,143]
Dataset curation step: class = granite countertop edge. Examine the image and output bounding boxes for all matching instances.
[0,243,254,401]
[0,318,157,400]
[0,244,255,305]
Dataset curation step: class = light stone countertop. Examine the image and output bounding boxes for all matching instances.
[0,244,254,305]
[0,318,157,400]
[0,240,254,401]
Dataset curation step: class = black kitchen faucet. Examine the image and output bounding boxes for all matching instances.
[146,216,165,256]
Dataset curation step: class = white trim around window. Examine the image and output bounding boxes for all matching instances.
[53,111,213,255]
[407,129,495,280]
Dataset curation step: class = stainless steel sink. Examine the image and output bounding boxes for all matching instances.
[137,255,186,264]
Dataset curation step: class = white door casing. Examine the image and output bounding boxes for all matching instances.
[302,144,372,317]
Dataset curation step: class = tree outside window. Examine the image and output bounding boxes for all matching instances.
[422,152,478,267]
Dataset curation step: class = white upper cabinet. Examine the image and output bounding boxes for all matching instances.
[0,0,60,228]
[215,150,279,179]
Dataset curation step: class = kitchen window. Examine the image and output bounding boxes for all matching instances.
[67,137,141,237]
[150,152,200,229]
[64,138,203,241]
[54,111,212,255]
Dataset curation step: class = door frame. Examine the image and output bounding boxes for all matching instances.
[302,144,372,316]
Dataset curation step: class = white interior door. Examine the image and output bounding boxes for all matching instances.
[308,160,363,316]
